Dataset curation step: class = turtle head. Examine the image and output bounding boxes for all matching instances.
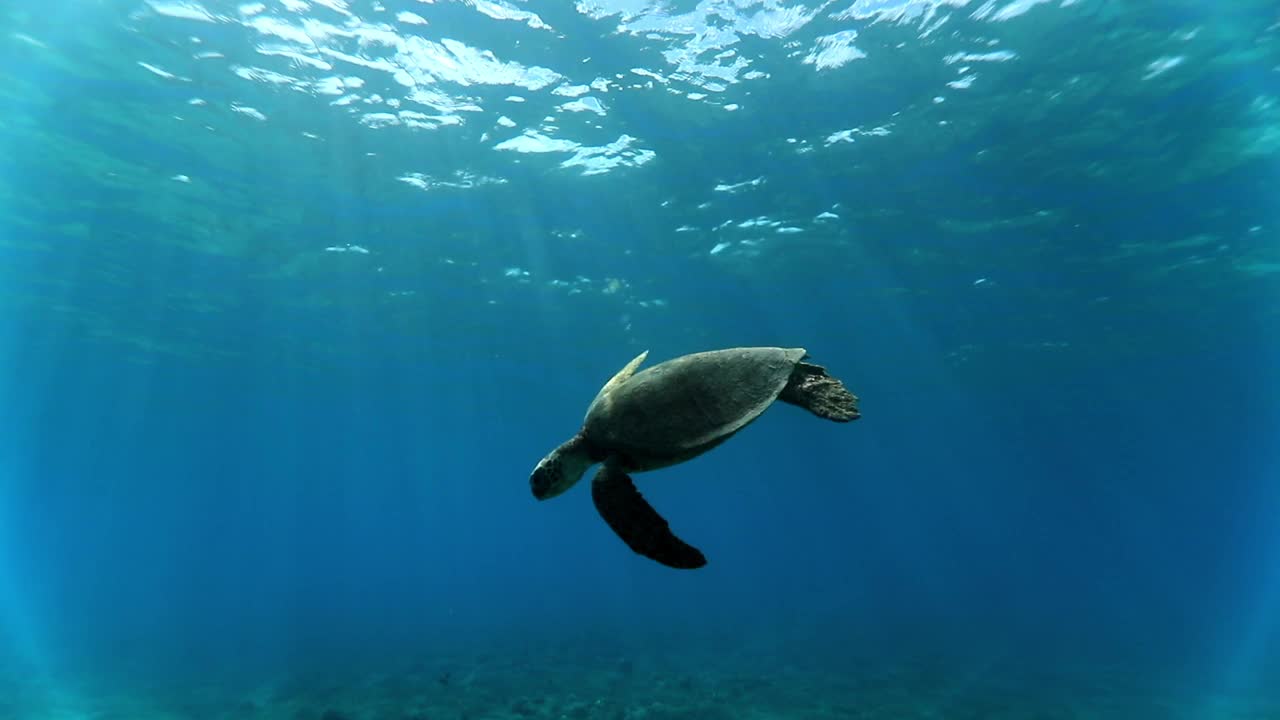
[531,434,599,500]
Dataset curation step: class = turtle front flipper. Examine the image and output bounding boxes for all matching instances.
[588,350,649,412]
[779,361,860,422]
[591,463,707,570]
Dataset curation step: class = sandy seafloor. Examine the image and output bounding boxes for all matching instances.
[6,631,1278,720]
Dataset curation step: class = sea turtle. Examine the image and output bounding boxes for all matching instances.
[529,346,860,569]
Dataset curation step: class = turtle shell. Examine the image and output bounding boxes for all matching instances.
[584,347,806,461]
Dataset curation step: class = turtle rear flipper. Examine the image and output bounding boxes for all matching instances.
[780,361,860,422]
[592,463,707,569]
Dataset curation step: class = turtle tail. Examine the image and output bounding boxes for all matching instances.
[779,361,860,422]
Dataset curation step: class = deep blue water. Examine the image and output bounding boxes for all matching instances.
[2,1,1279,718]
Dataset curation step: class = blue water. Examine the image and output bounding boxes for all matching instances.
[2,1,1279,718]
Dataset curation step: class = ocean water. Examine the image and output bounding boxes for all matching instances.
[2,0,1279,718]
